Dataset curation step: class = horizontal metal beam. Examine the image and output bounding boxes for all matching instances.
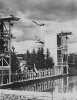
[0,16,20,22]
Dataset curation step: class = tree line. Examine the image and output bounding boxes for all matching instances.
[15,47,54,73]
[11,51,77,75]
[23,47,54,70]
[0,47,54,75]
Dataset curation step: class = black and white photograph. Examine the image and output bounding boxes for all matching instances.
[0,0,77,100]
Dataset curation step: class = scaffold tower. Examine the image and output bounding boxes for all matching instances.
[0,15,19,84]
[57,32,72,75]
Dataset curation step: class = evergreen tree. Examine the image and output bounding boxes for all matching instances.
[31,49,36,65]
[46,48,50,59]
[11,52,20,73]
[24,48,54,70]
[26,50,31,66]
[36,47,45,69]
[45,48,54,69]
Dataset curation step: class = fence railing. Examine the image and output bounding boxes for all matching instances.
[0,68,55,84]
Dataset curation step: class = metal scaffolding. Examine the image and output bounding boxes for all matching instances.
[57,32,72,74]
[0,15,19,84]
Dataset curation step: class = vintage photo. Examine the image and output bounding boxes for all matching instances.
[0,0,77,100]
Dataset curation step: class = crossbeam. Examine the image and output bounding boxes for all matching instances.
[0,16,20,22]
[58,32,72,36]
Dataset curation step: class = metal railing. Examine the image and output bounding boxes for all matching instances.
[0,68,55,84]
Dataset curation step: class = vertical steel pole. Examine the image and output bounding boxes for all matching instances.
[66,36,68,75]
[1,57,3,84]
[9,21,11,83]
[66,36,69,91]
[52,80,54,100]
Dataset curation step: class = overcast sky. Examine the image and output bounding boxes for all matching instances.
[0,0,77,63]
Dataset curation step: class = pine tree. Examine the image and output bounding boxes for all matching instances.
[11,52,20,73]
[45,48,54,69]
[24,48,54,70]
[26,50,31,66]
[31,49,36,65]
[36,47,45,69]
[46,48,50,59]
